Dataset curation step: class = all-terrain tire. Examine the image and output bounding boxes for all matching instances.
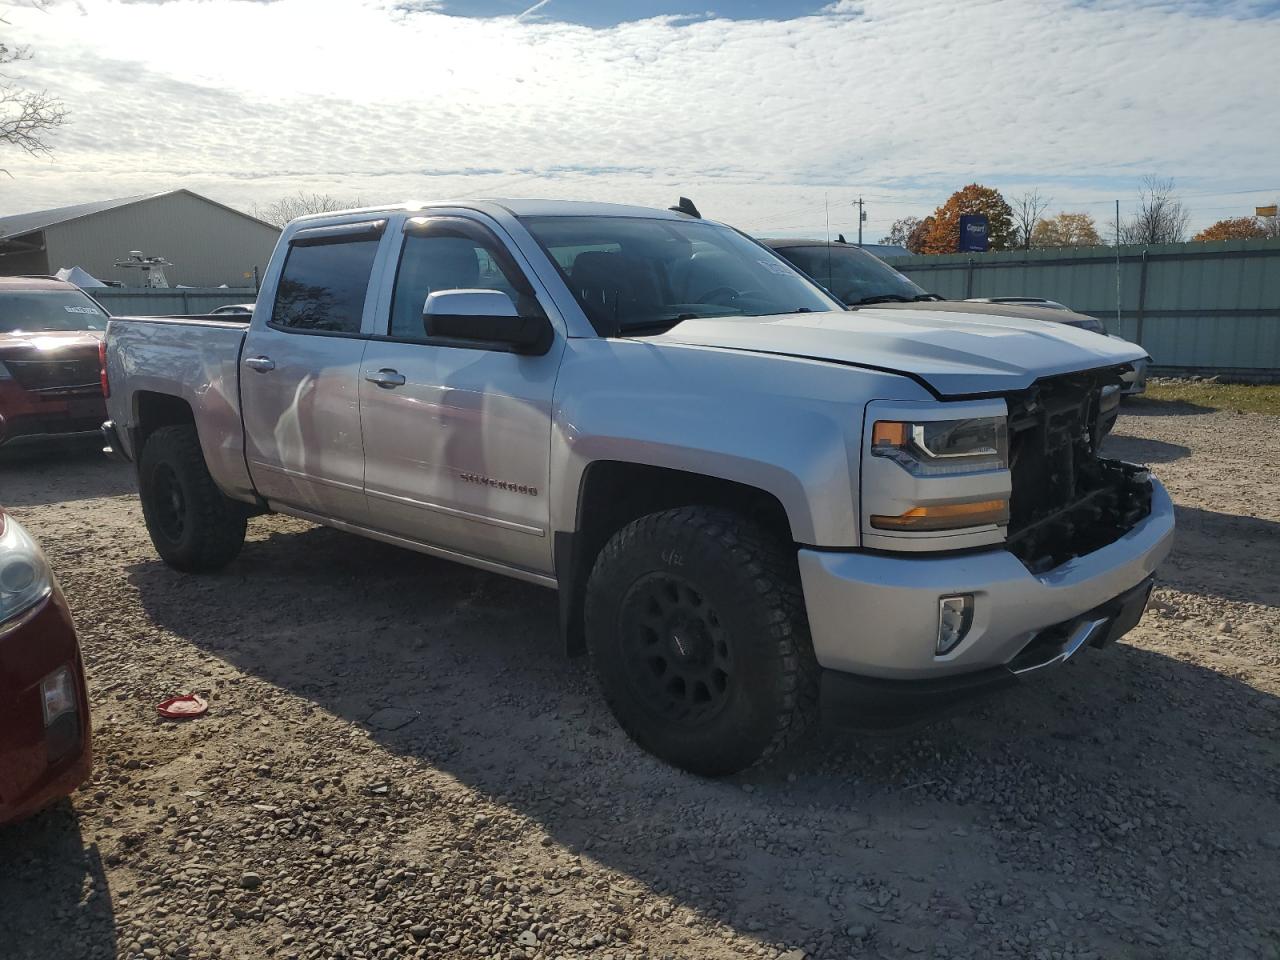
[584,506,819,776]
[138,425,247,572]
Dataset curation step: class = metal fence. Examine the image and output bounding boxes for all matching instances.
[94,287,258,317]
[887,238,1280,380]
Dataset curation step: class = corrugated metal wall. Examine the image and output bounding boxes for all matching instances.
[43,191,280,288]
[94,288,258,316]
[888,238,1280,375]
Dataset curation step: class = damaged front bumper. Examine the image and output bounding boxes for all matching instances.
[797,477,1174,722]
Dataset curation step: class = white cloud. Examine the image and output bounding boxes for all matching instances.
[2,0,1277,238]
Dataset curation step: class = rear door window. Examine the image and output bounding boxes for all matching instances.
[270,236,380,334]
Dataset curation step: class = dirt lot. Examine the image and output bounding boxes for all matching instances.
[1,397,1278,960]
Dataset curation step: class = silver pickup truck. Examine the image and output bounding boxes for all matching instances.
[101,199,1174,775]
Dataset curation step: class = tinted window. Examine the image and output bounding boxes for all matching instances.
[776,245,927,306]
[0,290,108,334]
[389,220,536,340]
[522,216,837,334]
[270,239,379,333]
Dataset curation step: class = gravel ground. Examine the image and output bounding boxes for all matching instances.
[1,396,1278,960]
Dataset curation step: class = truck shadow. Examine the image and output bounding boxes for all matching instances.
[0,440,135,508]
[122,516,1280,957]
[1101,432,1191,463]
[0,802,116,960]
[1120,396,1215,417]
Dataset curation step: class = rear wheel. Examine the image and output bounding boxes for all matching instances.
[138,425,246,572]
[585,506,818,776]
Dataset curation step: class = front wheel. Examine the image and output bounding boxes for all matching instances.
[138,425,247,572]
[584,507,818,776]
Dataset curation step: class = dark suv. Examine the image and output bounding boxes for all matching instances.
[0,277,109,448]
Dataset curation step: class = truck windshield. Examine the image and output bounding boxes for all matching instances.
[521,215,839,333]
[0,290,109,334]
[773,244,930,306]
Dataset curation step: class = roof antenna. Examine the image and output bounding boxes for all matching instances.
[825,193,832,288]
[669,197,702,219]
[837,233,846,244]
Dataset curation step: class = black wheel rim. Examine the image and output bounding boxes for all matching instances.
[619,573,733,725]
[152,463,186,543]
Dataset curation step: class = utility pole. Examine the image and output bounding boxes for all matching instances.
[855,197,866,247]
[1115,199,1122,331]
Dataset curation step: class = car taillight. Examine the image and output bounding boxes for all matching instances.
[98,340,110,398]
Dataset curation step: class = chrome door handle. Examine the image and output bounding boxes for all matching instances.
[365,368,406,388]
[244,356,275,372]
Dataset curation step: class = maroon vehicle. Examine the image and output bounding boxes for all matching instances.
[0,509,91,825]
[0,276,109,449]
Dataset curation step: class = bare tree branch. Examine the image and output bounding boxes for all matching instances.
[1010,190,1050,250]
[1,2,68,168]
[1115,176,1191,245]
[252,191,363,228]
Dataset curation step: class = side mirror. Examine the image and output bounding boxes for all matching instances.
[423,289,552,355]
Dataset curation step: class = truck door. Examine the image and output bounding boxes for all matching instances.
[359,215,564,576]
[240,220,386,523]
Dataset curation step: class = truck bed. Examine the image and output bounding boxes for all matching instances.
[104,315,257,501]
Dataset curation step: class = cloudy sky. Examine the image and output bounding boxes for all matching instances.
[2,0,1278,239]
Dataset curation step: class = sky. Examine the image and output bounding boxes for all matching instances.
[1,0,1278,241]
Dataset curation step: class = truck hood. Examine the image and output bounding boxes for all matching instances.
[0,329,104,358]
[642,308,1148,396]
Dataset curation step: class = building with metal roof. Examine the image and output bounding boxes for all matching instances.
[0,190,280,287]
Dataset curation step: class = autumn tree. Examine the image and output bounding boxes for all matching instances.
[253,191,362,228]
[880,216,932,254]
[1115,176,1190,245]
[920,184,1016,254]
[1,3,68,165]
[1192,217,1266,242]
[880,216,921,250]
[1011,190,1050,250]
[907,216,933,254]
[1032,212,1103,248]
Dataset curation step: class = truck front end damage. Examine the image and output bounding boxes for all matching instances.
[1004,368,1151,574]
[798,366,1174,724]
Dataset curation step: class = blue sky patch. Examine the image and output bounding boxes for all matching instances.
[439,0,831,26]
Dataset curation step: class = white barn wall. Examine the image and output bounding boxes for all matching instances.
[43,191,280,287]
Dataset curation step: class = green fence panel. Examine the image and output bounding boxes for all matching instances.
[892,238,1280,375]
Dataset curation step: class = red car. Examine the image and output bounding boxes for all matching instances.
[0,276,109,449]
[0,508,92,825]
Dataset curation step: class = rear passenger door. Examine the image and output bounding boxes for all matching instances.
[241,220,387,523]
[358,215,564,576]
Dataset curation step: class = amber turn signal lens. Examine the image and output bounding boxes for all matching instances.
[872,420,908,446]
[871,499,1010,532]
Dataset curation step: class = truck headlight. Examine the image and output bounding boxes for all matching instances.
[871,417,1008,476]
[0,514,54,631]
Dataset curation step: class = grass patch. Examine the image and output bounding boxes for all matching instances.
[1142,380,1280,416]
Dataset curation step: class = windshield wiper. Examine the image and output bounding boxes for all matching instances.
[912,293,945,302]
[849,294,912,306]
[618,314,700,336]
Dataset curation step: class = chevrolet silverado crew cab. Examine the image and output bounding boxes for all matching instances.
[101,199,1174,775]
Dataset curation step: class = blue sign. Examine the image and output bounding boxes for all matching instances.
[958,214,990,252]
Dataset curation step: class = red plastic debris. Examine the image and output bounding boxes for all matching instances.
[156,694,208,719]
